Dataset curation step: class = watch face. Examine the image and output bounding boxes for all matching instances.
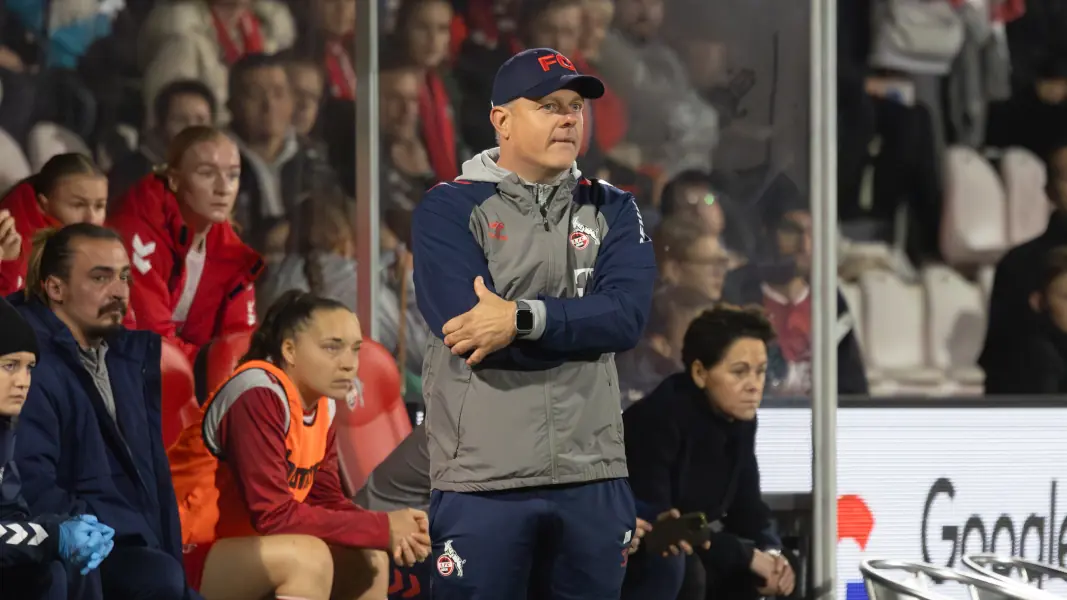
[517,309,534,331]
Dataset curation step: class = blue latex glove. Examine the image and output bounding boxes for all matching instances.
[58,515,116,574]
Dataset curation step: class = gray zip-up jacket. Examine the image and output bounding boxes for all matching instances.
[411,149,658,492]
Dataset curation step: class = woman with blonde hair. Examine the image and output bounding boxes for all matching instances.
[0,153,107,296]
[109,125,263,362]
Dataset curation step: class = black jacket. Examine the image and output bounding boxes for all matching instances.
[984,318,1067,394]
[623,374,780,576]
[980,211,1067,375]
[0,418,62,568]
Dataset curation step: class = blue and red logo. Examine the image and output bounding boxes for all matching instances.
[838,494,875,600]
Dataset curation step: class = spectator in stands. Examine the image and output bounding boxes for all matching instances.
[389,0,464,183]
[284,55,327,138]
[110,126,262,363]
[981,143,1067,382]
[655,215,730,302]
[580,0,613,62]
[380,65,439,223]
[593,0,719,174]
[138,0,296,124]
[299,0,357,101]
[11,224,197,600]
[659,170,754,266]
[521,0,629,174]
[452,0,523,147]
[617,286,718,407]
[0,297,117,600]
[985,246,1067,394]
[257,194,357,312]
[412,47,656,598]
[109,80,218,204]
[723,183,868,395]
[4,0,116,69]
[167,290,430,599]
[228,53,340,253]
[0,154,107,296]
[622,306,795,600]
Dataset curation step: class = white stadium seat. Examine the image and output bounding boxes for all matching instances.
[921,265,986,390]
[859,270,944,393]
[977,265,995,304]
[0,128,31,195]
[1000,146,1052,246]
[941,146,1009,267]
[27,122,91,171]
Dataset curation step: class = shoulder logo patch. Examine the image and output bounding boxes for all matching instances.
[132,234,157,275]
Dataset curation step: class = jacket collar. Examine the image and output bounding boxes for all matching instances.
[9,295,150,365]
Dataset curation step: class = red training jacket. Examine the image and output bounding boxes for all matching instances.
[0,181,61,296]
[109,174,263,362]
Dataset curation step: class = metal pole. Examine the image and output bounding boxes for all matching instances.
[354,0,381,339]
[810,0,838,594]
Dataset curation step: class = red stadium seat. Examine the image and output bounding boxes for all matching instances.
[160,340,200,449]
[335,339,413,494]
[193,330,254,403]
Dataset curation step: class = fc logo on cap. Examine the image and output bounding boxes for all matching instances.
[538,53,576,72]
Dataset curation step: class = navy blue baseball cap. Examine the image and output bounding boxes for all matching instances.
[490,48,605,107]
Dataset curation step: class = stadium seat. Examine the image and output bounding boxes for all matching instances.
[26,122,92,171]
[941,146,1009,267]
[193,330,254,403]
[0,128,30,196]
[839,280,866,354]
[334,339,413,494]
[977,265,995,304]
[1000,147,1052,246]
[921,265,986,390]
[160,339,200,449]
[859,270,944,393]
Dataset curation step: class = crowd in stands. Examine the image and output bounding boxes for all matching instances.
[0,0,1064,598]
[0,0,1064,400]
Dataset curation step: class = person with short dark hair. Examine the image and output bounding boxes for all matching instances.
[227,52,340,253]
[0,296,116,600]
[11,223,200,600]
[984,245,1067,394]
[0,154,107,296]
[109,79,218,203]
[622,306,795,600]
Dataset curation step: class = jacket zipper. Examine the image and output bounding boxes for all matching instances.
[533,182,562,482]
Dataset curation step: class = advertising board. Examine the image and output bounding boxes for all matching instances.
[755,406,1067,599]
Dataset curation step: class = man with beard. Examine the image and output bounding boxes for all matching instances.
[9,223,199,600]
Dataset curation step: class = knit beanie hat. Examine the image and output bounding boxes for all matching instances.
[0,297,38,360]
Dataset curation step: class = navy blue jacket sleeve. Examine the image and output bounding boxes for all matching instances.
[13,381,89,518]
[0,460,63,568]
[723,423,780,551]
[146,378,184,565]
[537,189,657,354]
[412,184,565,371]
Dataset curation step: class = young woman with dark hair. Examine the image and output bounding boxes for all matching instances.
[168,290,431,599]
[0,153,107,295]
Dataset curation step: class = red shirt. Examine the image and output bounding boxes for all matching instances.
[215,387,391,549]
[109,175,263,362]
[0,181,61,296]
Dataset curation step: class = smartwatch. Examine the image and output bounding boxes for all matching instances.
[515,300,534,337]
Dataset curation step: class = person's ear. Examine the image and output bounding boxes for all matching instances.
[43,275,64,304]
[689,360,707,389]
[281,338,298,367]
[490,105,511,141]
[37,193,51,211]
[1029,290,1045,313]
